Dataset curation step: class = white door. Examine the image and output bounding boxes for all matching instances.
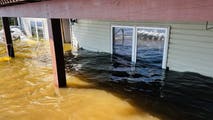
[136,27,169,69]
[111,25,169,69]
[112,26,135,62]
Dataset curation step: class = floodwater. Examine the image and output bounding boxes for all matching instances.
[65,49,213,120]
[0,40,213,120]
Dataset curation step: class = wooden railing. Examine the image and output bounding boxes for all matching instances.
[0,0,43,7]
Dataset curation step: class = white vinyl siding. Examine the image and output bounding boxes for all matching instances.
[72,20,213,77]
[72,20,111,52]
[168,23,213,77]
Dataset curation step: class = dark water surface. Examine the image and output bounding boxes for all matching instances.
[65,49,213,120]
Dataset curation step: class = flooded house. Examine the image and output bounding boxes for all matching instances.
[18,18,49,40]
[0,17,49,41]
[0,0,213,120]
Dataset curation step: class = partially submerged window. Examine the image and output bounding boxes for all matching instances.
[37,21,44,38]
[112,26,134,61]
[30,21,36,37]
[136,27,168,68]
[9,17,18,26]
[30,20,44,40]
[112,25,169,69]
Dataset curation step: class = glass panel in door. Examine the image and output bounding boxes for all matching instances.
[30,21,36,38]
[37,21,44,38]
[136,27,166,68]
[112,27,134,61]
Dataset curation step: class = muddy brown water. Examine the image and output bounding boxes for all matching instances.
[0,40,213,120]
[65,49,213,120]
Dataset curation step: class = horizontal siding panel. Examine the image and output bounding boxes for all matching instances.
[170,39,213,49]
[170,62,213,77]
[72,20,111,53]
[73,28,110,36]
[168,51,213,67]
[79,21,170,28]
[111,22,170,28]
[171,29,213,37]
[168,60,212,77]
[76,20,109,25]
[74,23,110,29]
[73,27,108,32]
[168,58,213,72]
[73,32,109,40]
[171,23,206,30]
[168,61,206,72]
[170,38,213,45]
[169,44,213,56]
[72,31,109,39]
[170,34,213,43]
[168,22,213,77]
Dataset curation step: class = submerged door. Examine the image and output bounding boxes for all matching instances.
[112,26,134,61]
[112,26,169,69]
[136,27,168,68]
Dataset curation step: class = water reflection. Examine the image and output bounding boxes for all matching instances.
[137,27,166,68]
[112,27,133,61]
[0,41,213,120]
[0,41,161,120]
[65,49,213,120]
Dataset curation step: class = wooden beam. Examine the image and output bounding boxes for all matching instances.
[48,18,66,87]
[0,0,43,7]
[2,17,15,58]
[1,0,213,22]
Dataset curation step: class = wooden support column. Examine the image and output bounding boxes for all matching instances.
[2,17,15,57]
[48,19,66,87]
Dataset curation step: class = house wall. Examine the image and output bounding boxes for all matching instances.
[72,20,213,77]
[61,19,71,43]
[20,18,49,40]
[42,19,49,40]
[20,18,32,37]
[72,20,111,52]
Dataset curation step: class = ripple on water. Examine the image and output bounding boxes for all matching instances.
[0,41,162,120]
[0,41,213,120]
[65,49,213,120]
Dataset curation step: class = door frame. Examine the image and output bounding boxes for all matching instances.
[111,25,170,69]
[111,25,136,62]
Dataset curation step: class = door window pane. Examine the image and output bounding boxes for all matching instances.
[37,21,44,38]
[137,27,166,68]
[30,20,44,39]
[113,27,133,61]
[30,21,36,37]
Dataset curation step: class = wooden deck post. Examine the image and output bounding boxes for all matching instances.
[48,19,66,87]
[2,17,15,58]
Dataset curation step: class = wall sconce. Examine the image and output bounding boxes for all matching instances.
[70,18,78,25]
